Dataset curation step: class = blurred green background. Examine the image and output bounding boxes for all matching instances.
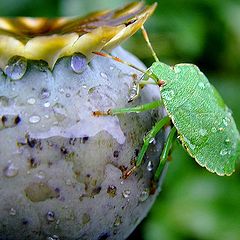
[1,0,240,239]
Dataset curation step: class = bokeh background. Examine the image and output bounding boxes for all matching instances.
[1,0,240,239]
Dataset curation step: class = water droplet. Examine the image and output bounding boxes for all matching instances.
[5,56,27,80]
[58,88,64,94]
[27,97,36,105]
[199,128,207,136]
[82,85,87,89]
[147,161,153,171]
[46,235,59,240]
[100,72,108,79]
[223,117,231,127]
[114,215,122,226]
[9,208,16,216]
[219,127,224,132]
[162,89,174,101]
[46,211,55,222]
[44,102,50,108]
[65,93,71,98]
[149,138,156,144]
[110,65,115,70]
[198,82,205,89]
[70,53,87,74]
[211,127,217,133]
[39,88,51,99]
[29,115,41,124]
[225,138,231,144]
[220,148,228,156]
[122,189,131,198]
[139,188,150,202]
[3,162,19,177]
[65,179,72,186]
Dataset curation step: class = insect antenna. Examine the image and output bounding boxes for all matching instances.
[92,51,146,74]
[141,25,159,62]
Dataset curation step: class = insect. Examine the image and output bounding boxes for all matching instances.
[93,26,240,181]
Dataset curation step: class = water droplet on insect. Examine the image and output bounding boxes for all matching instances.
[199,128,207,136]
[139,188,150,202]
[29,115,41,124]
[223,117,231,127]
[225,138,231,144]
[70,53,87,74]
[100,72,108,79]
[39,88,51,99]
[5,56,27,80]
[211,127,217,133]
[46,211,55,222]
[3,162,19,177]
[114,215,122,226]
[198,82,205,89]
[122,189,131,198]
[147,161,153,171]
[220,148,228,156]
[82,85,87,89]
[9,208,16,216]
[44,102,50,108]
[27,97,36,105]
[65,93,71,98]
[162,90,174,101]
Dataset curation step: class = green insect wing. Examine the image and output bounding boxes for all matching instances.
[151,62,240,175]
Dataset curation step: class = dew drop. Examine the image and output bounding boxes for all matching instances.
[36,170,46,180]
[198,82,205,89]
[46,235,59,240]
[5,56,27,80]
[114,215,122,226]
[3,162,19,177]
[199,128,207,136]
[183,137,196,150]
[110,65,115,70]
[219,127,224,132]
[149,138,156,144]
[211,127,217,133]
[139,188,150,202]
[122,189,131,198]
[100,72,108,79]
[225,138,231,144]
[162,89,174,101]
[71,53,87,74]
[9,208,16,216]
[223,117,231,127]
[175,67,181,73]
[44,102,50,108]
[220,148,228,156]
[27,97,36,105]
[107,185,117,197]
[147,161,153,171]
[58,88,64,94]
[65,93,71,98]
[46,211,55,222]
[29,115,41,124]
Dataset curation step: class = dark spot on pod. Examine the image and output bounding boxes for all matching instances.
[91,186,102,196]
[107,185,117,197]
[60,146,68,155]
[97,232,110,240]
[14,115,21,125]
[28,157,40,168]
[22,218,29,225]
[1,115,7,125]
[134,149,139,157]
[113,150,119,158]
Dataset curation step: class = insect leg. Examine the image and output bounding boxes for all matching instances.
[93,100,163,116]
[136,116,171,167]
[123,116,171,178]
[154,126,177,181]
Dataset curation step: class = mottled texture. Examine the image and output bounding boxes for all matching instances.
[151,61,240,175]
[0,47,166,240]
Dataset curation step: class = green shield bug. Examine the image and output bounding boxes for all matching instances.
[93,25,240,181]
